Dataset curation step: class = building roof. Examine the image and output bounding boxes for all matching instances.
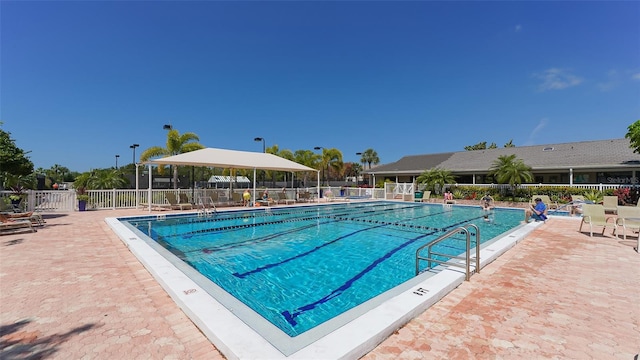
[369,138,640,175]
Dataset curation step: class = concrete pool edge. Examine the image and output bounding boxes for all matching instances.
[105,214,542,360]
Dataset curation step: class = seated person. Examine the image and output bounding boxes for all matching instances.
[481,194,494,210]
[257,190,273,206]
[443,190,455,203]
[525,197,548,222]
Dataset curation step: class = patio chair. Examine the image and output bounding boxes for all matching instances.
[2,211,45,226]
[579,204,616,237]
[165,193,192,210]
[614,206,640,241]
[602,196,618,214]
[324,190,349,202]
[0,214,36,234]
[277,192,296,205]
[297,192,311,203]
[415,191,431,202]
[231,192,244,206]
[256,196,276,207]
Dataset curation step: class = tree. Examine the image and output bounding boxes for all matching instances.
[294,149,321,186]
[488,154,534,193]
[276,148,295,185]
[504,139,515,148]
[625,120,640,153]
[139,128,205,189]
[360,148,380,169]
[74,169,128,190]
[319,148,343,184]
[464,141,502,150]
[0,126,34,189]
[464,141,487,151]
[416,168,456,194]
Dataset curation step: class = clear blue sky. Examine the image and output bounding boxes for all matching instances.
[2,1,639,172]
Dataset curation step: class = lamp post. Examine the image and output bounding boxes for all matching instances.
[356,152,365,186]
[254,137,266,186]
[314,146,325,185]
[163,124,173,188]
[254,137,265,153]
[130,144,140,165]
[115,154,119,169]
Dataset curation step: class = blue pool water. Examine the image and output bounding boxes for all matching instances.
[125,202,524,337]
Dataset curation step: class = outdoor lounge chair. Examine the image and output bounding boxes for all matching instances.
[602,196,618,214]
[165,193,192,210]
[231,192,245,206]
[614,206,640,241]
[2,211,45,226]
[0,214,36,234]
[415,191,431,202]
[324,190,349,202]
[579,204,616,237]
[256,197,276,207]
[297,192,311,203]
[277,192,296,205]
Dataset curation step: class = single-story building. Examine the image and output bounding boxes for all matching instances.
[366,138,640,185]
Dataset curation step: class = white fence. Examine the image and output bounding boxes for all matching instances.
[0,186,381,212]
[385,182,630,198]
[2,183,631,212]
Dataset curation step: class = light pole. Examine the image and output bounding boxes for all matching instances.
[254,137,266,186]
[254,137,265,153]
[115,154,120,169]
[314,146,325,185]
[163,124,173,188]
[356,152,365,186]
[130,144,140,165]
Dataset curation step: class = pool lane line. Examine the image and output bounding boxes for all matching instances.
[153,203,420,239]
[231,222,392,279]
[279,215,486,327]
[190,206,451,256]
[233,213,483,281]
[180,205,415,255]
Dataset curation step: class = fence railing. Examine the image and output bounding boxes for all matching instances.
[1,186,381,212]
[2,183,631,212]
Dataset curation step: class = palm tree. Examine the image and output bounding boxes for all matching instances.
[294,149,321,186]
[488,154,534,196]
[416,167,456,194]
[319,148,343,185]
[139,128,205,189]
[74,169,128,190]
[360,148,380,169]
[277,148,295,185]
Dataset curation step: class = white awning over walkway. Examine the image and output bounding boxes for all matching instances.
[138,148,319,211]
[147,148,315,172]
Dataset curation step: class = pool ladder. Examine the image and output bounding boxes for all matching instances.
[197,196,217,217]
[415,224,481,281]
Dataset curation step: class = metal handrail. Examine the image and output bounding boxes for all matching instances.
[415,224,481,281]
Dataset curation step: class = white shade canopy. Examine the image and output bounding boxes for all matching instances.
[146,147,315,172]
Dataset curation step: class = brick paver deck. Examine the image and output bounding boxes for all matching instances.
[1,209,638,359]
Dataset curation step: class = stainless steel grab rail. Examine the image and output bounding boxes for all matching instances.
[415,224,481,281]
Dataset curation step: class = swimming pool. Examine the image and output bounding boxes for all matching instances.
[109,201,538,358]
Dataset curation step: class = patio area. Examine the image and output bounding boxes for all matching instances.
[1,208,638,359]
